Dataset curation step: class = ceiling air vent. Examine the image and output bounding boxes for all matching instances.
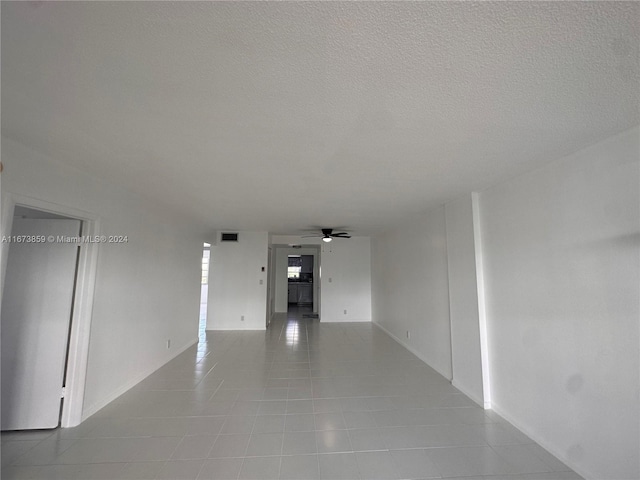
[220,232,239,242]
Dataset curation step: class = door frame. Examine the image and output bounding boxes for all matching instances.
[1,193,100,428]
[266,246,273,327]
[272,244,321,315]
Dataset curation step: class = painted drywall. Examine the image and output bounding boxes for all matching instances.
[371,207,452,379]
[271,236,373,323]
[274,247,288,312]
[444,195,485,406]
[207,231,269,330]
[479,127,639,480]
[320,237,372,322]
[273,247,319,313]
[1,137,204,420]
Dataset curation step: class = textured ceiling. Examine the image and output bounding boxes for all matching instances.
[2,2,638,235]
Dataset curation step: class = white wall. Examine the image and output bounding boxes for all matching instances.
[320,237,372,322]
[370,128,639,479]
[444,195,485,406]
[208,231,269,330]
[271,236,373,323]
[1,137,204,420]
[274,247,288,312]
[479,127,639,480]
[371,206,452,379]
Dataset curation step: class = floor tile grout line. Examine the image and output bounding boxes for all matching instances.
[2,310,581,480]
[5,433,55,467]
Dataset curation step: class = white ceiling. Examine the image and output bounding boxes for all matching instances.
[2,2,638,235]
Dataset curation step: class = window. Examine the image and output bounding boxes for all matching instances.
[288,255,302,279]
[201,248,210,284]
[287,266,301,279]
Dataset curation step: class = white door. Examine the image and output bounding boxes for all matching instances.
[1,218,81,430]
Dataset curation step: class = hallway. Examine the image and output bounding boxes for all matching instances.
[2,311,581,479]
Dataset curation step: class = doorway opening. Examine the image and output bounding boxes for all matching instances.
[270,245,320,320]
[198,243,210,343]
[287,254,314,311]
[1,199,99,430]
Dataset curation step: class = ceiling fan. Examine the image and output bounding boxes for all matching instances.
[302,228,351,243]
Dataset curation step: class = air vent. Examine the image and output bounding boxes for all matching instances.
[220,232,238,242]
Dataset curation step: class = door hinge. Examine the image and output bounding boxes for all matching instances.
[61,387,66,398]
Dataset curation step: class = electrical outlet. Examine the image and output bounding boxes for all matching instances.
[241,315,245,321]
[166,339,171,349]
[259,279,263,285]
[344,309,347,315]
[406,331,410,340]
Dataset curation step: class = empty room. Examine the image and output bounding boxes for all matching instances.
[1,2,638,480]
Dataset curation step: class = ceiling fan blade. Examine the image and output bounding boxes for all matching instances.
[300,228,351,239]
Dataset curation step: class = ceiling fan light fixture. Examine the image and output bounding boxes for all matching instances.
[302,228,350,241]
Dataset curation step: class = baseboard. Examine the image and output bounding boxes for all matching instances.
[373,321,452,382]
[373,321,588,478]
[81,337,198,422]
[490,401,591,480]
[207,326,266,331]
[450,379,487,409]
[320,317,371,323]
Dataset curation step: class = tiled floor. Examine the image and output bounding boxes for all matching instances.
[2,307,582,480]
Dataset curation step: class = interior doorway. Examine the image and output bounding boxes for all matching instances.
[1,206,87,430]
[198,243,210,343]
[272,245,320,318]
[1,195,100,429]
[287,254,314,310]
